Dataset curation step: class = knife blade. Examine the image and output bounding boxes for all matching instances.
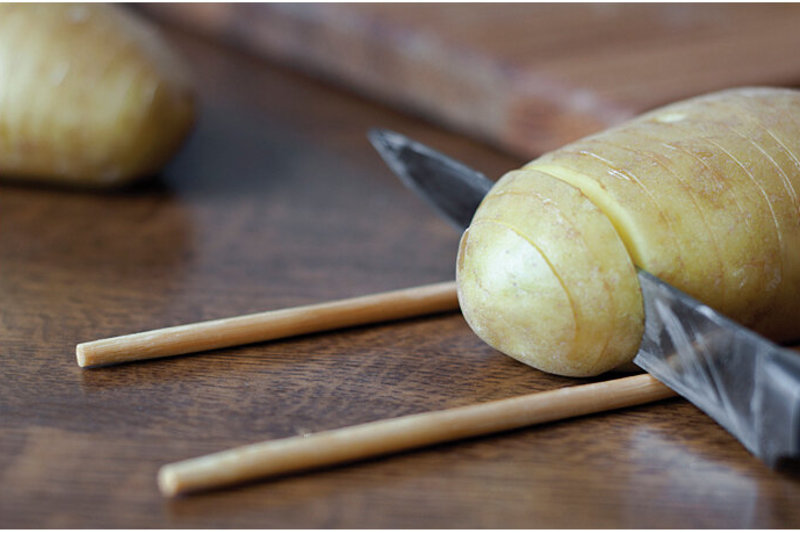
[368,129,492,230]
[369,128,800,468]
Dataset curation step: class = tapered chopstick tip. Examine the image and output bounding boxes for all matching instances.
[157,465,181,497]
[75,343,89,368]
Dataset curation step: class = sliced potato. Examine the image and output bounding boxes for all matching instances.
[457,170,641,376]
[458,87,800,377]
[0,4,195,186]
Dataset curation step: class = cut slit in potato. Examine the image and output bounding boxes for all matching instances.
[458,87,800,376]
[458,170,641,377]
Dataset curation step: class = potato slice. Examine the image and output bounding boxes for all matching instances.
[457,170,641,377]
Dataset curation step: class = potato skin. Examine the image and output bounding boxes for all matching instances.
[457,170,643,377]
[457,87,800,377]
[0,4,195,186]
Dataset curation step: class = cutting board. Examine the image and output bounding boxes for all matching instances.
[142,3,800,157]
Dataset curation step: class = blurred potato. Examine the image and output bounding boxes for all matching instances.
[0,4,195,186]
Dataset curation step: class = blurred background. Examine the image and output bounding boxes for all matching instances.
[141,3,800,157]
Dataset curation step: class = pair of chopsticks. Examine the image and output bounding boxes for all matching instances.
[77,281,676,497]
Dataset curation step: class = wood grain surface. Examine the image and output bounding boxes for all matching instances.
[142,3,800,157]
[2,21,799,529]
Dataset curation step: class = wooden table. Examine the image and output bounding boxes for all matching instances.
[2,23,799,529]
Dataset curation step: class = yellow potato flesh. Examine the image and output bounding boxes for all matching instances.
[0,4,195,186]
[457,87,800,377]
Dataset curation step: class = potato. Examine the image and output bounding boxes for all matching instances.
[0,4,195,186]
[457,87,800,377]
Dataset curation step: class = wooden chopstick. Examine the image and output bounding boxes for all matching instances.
[158,373,676,496]
[76,281,459,368]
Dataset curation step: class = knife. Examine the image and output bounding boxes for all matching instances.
[369,128,800,469]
